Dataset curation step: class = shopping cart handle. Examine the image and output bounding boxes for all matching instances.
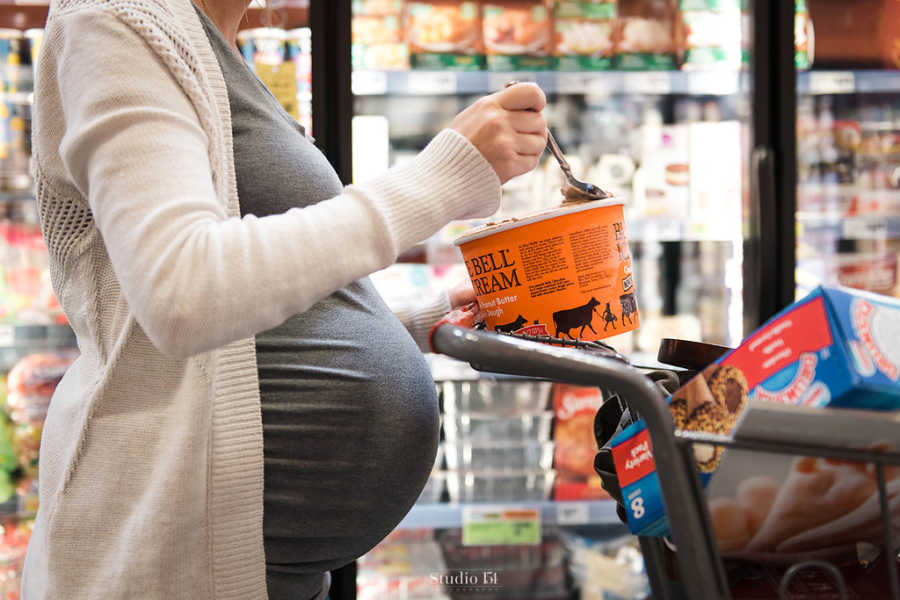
[431,324,732,600]
[432,324,669,419]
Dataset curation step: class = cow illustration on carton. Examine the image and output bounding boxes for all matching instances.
[553,297,602,340]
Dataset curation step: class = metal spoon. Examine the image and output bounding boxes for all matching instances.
[506,81,612,201]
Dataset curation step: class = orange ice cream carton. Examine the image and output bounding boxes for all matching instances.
[454,199,638,341]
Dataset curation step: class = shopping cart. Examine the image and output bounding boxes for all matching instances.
[430,323,900,600]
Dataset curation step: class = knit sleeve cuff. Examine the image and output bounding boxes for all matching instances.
[352,129,502,257]
[390,291,452,353]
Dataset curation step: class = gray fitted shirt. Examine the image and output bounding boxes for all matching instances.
[197,10,439,600]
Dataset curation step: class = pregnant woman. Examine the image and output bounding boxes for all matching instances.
[23,0,547,597]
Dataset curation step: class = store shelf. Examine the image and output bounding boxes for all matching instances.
[353,70,748,97]
[798,70,900,95]
[398,500,623,531]
[798,213,900,240]
[0,324,75,370]
[627,217,741,243]
[353,69,900,98]
[0,1,308,30]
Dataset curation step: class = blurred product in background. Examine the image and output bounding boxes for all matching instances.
[551,385,609,501]
[483,1,554,71]
[554,1,616,72]
[353,0,410,70]
[796,93,900,300]
[406,1,485,70]
[237,25,313,134]
[615,0,677,70]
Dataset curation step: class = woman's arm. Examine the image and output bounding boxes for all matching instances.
[41,9,543,358]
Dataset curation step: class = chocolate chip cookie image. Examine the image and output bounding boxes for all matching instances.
[668,373,728,473]
[705,364,749,430]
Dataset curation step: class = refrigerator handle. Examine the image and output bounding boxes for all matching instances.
[750,146,778,328]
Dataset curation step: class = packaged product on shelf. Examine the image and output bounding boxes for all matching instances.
[610,286,900,540]
[739,0,749,67]
[631,120,690,219]
[237,29,299,119]
[0,30,23,94]
[0,204,66,326]
[352,0,405,15]
[614,0,678,70]
[6,352,76,426]
[6,351,76,487]
[285,28,313,133]
[24,29,41,85]
[482,1,554,71]
[357,530,450,600]
[837,251,898,297]
[285,28,312,95]
[406,1,485,70]
[794,0,813,70]
[551,384,611,500]
[553,0,616,71]
[0,517,30,599]
[352,13,410,70]
[0,99,31,189]
[679,0,742,71]
[562,532,650,599]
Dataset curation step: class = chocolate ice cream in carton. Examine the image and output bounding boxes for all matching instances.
[610,285,900,542]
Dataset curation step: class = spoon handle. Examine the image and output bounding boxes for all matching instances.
[545,129,573,176]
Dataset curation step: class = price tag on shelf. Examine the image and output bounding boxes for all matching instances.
[809,71,856,95]
[687,72,739,96]
[0,326,13,348]
[556,502,590,525]
[408,72,458,95]
[352,71,388,96]
[462,506,541,546]
[556,73,589,95]
[842,217,886,239]
[623,72,671,95]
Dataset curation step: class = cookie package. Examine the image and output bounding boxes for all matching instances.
[609,285,900,539]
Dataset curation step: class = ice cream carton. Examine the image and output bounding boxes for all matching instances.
[609,285,900,538]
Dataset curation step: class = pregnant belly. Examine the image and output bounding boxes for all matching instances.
[258,283,439,569]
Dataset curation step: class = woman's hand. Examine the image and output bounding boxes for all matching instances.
[450,82,548,184]
[448,279,477,310]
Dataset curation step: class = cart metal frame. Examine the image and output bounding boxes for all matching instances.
[431,324,900,600]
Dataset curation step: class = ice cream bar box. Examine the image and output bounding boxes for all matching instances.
[609,285,900,537]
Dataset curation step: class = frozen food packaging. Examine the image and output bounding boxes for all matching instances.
[455,199,638,342]
[554,1,617,71]
[552,384,611,500]
[352,0,405,15]
[610,285,900,542]
[483,1,555,71]
[679,0,742,71]
[352,13,410,70]
[406,1,485,70]
[614,0,678,70]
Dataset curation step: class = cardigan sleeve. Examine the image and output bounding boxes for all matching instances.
[389,292,452,353]
[44,8,501,358]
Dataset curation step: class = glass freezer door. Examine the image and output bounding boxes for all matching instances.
[795,1,900,301]
[348,1,763,599]
[354,0,753,357]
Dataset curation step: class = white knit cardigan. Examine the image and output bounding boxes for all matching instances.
[23,0,501,596]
